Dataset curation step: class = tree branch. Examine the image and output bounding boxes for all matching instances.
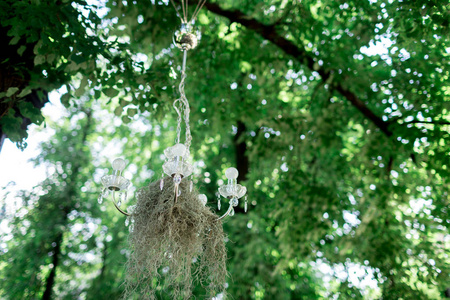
[402,120,450,125]
[203,2,394,137]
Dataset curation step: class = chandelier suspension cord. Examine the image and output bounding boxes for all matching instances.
[191,0,207,22]
[173,50,192,151]
[170,0,206,24]
[169,0,185,22]
[181,0,187,23]
[180,50,192,150]
[169,0,206,151]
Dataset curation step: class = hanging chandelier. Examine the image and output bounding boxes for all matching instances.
[97,4,248,222]
[96,1,248,298]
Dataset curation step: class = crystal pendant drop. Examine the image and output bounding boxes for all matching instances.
[160,178,164,190]
[125,218,130,226]
[229,207,235,217]
[117,191,127,206]
[244,195,248,213]
[127,205,136,215]
[102,188,110,198]
[116,193,122,206]
[218,199,221,210]
[173,173,182,184]
[98,193,103,204]
[190,180,193,192]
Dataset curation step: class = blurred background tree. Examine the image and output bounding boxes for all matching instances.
[0,0,449,299]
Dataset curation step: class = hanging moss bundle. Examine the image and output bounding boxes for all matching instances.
[124,176,227,299]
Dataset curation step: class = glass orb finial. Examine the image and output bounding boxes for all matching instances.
[173,23,200,51]
[225,167,239,179]
[112,158,126,171]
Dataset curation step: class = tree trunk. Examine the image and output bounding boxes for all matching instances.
[233,120,249,214]
[234,120,249,181]
[42,233,63,300]
[41,111,93,299]
[99,239,108,279]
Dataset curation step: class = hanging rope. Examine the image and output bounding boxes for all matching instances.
[169,0,208,24]
[191,0,207,22]
[169,0,207,150]
[169,0,184,22]
[173,51,192,151]
[181,0,187,23]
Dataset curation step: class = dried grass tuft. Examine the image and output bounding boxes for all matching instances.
[124,176,227,299]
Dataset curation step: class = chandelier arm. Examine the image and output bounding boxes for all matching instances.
[112,191,131,217]
[216,203,233,221]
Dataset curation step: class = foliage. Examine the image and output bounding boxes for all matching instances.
[0,0,167,148]
[1,0,449,299]
[0,107,101,298]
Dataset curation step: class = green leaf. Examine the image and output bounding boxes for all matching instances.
[46,53,56,64]
[103,87,120,98]
[94,89,101,99]
[121,115,131,124]
[18,101,44,124]
[33,40,43,55]
[34,55,45,66]
[60,93,72,106]
[9,36,20,45]
[114,106,123,116]
[17,88,32,98]
[127,108,137,117]
[17,45,26,56]
[6,87,19,97]
[75,77,88,97]
[0,108,25,143]
[239,61,251,73]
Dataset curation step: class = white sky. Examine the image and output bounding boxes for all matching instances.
[0,91,65,213]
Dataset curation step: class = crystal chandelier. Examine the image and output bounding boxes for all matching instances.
[97,3,249,296]
[98,3,248,222]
